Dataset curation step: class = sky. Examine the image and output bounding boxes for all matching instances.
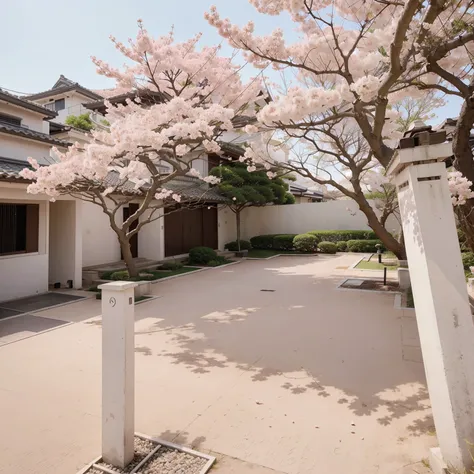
[1,0,461,121]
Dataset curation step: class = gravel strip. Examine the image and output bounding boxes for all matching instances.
[95,438,155,473]
[87,437,208,474]
[140,447,207,474]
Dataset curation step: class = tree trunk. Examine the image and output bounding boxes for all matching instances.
[452,84,474,252]
[118,234,138,278]
[356,195,407,259]
[236,209,241,251]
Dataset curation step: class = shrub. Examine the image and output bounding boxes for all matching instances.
[318,241,337,254]
[207,256,231,267]
[346,239,383,253]
[110,270,130,281]
[189,246,218,265]
[307,230,377,243]
[273,234,297,250]
[461,252,474,270]
[225,240,252,251]
[157,261,183,271]
[293,233,318,253]
[250,234,278,249]
[336,241,348,251]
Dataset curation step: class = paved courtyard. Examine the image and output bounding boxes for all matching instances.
[0,254,433,474]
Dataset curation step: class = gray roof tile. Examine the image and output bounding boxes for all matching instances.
[0,157,32,181]
[0,123,71,147]
[0,89,57,118]
[25,75,104,101]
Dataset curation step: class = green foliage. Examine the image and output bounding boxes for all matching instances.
[209,163,294,208]
[458,228,469,252]
[336,241,348,251]
[318,241,338,254]
[157,261,183,271]
[250,234,279,249]
[406,287,414,308]
[189,246,218,265]
[225,240,252,251]
[307,230,377,243]
[110,270,130,281]
[284,193,296,204]
[207,256,231,267]
[461,252,474,270]
[346,239,383,252]
[293,233,318,253]
[65,113,94,131]
[273,234,297,250]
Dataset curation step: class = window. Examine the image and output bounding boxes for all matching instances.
[45,99,65,112]
[54,98,65,112]
[0,113,21,127]
[0,204,39,256]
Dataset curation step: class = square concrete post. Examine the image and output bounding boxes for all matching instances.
[98,281,137,469]
[388,142,474,472]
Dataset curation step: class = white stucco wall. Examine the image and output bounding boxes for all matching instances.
[0,135,53,165]
[0,103,45,133]
[218,206,237,250]
[191,157,208,176]
[139,208,164,261]
[218,200,400,248]
[0,184,49,302]
[49,200,82,288]
[36,92,94,124]
[82,200,122,267]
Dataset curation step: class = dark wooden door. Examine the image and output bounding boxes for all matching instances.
[164,206,218,257]
[202,206,218,249]
[164,208,183,257]
[122,203,139,258]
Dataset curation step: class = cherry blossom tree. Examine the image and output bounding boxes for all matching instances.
[21,22,262,277]
[206,0,474,258]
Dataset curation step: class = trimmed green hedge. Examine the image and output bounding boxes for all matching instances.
[189,246,217,265]
[346,239,383,252]
[294,233,318,253]
[249,231,379,251]
[336,241,348,251]
[225,240,252,251]
[250,234,279,249]
[273,234,297,250]
[307,230,377,243]
[318,241,337,254]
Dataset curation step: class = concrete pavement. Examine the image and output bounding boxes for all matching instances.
[0,254,432,473]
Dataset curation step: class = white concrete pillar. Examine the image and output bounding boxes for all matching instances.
[389,144,474,471]
[98,281,137,469]
[73,199,83,289]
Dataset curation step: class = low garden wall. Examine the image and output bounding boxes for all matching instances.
[218,200,400,250]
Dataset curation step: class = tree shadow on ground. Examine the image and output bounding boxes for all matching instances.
[134,256,430,435]
[153,429,206,450]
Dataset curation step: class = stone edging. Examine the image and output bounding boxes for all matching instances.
[150,260,242,284]
[246,253,319,261]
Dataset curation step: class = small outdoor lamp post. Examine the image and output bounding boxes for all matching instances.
[387,122,474,473]
[375,243,383,264]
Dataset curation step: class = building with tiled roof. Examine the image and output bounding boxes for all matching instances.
[25,75,104,125]
[0,83,81,303]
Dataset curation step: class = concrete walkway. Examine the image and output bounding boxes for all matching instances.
[0,254,432,474]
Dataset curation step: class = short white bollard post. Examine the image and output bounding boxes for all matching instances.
[98,281,137,469]
[388,127,474,472]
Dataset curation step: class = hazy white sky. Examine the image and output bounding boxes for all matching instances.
[1,0,461,121]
